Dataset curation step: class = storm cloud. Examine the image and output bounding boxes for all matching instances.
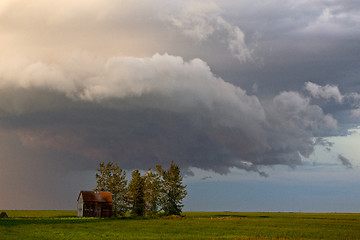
[1,0,360,209]
[0,53,338,176]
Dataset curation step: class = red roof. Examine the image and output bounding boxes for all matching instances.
[78,191,113,203]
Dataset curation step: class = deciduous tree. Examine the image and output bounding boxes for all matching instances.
[144,169,161,216]
[95,162,128,216]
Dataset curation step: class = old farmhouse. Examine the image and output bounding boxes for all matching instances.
[77,191,113,218]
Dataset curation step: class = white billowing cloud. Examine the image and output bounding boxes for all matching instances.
[1,54,266,127]
[305,82,360,118]
[81,54,269,133]
[169,0,255,62]
[305,81,343,103]
[18,62,73,93]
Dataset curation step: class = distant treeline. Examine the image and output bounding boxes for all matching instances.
[95,161,187,217]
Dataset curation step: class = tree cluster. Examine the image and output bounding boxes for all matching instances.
[94,161,187,217]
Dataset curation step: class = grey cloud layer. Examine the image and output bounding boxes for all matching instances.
[0,0,358,172]
[1,0,360,209]
[0,53,338,176]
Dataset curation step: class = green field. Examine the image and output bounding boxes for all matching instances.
[1,211,359,239]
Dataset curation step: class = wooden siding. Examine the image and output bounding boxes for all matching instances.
[77,191,113,218]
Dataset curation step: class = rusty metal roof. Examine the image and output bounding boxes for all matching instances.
[78,191,113,203]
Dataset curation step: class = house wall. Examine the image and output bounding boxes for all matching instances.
[83,202,99,217]
[81,202,112,217]
[100,203,112,218]
[77,192,113,218]
[77,195,84,217]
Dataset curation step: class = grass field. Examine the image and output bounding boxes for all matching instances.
[1,211,359,239]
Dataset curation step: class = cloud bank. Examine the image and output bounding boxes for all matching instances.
[0,52,339,176]
[1,0,360,209]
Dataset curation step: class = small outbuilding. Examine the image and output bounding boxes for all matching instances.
[77,191,113,218]
[0,212,8,218]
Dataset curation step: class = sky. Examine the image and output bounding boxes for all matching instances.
[0,0,360,212]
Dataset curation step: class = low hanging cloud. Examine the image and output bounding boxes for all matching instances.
[0,53,339,176]
[337,154,353,169]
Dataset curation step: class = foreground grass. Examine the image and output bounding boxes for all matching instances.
[3,210,76,218]
[1,211,359,239]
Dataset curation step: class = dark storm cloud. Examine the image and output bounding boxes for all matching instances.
[0,1,358,176]
[1,0,360,210]
[0,54,340,177]
[214,0,360,98]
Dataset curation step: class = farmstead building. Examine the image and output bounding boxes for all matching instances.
[77,191,113,218]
